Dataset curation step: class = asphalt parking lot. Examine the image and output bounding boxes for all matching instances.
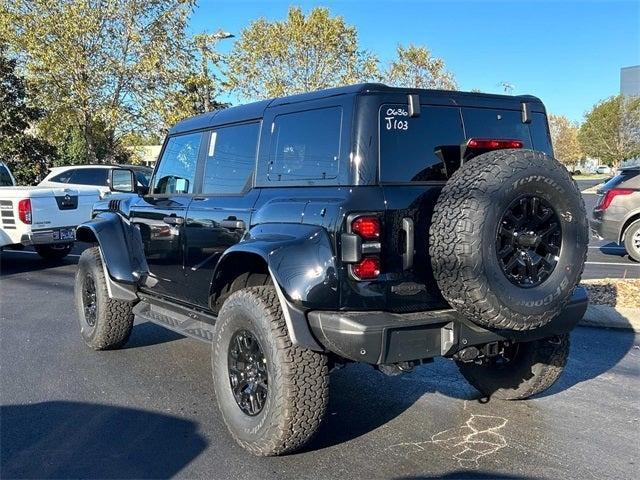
[1,188,639,479]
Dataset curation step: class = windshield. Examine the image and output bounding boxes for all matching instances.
[0,165,14,186]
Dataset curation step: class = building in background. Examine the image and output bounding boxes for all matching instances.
[620,65,640,96]
[126,145,161,168]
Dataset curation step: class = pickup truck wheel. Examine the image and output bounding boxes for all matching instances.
[430,149,588,331]
[212,286,329,456]
[623,219,640,262]
[35,243,73,260]
[74,247,135,350]
[457,334,569,400]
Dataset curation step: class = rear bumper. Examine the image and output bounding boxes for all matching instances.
[308,287,588,364]
[23,227,76,245]
[591,210,622,242]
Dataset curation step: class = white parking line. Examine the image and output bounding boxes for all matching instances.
[2,249,81,258]
[585,261,639,267]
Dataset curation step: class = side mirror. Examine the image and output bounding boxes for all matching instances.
[110,168,136,193]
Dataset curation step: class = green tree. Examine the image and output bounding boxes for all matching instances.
[227,6,379,99]
[578,95,640,166]
[548,114,582,169]
[0,44,57,184]
[385,44,457,90]
[1,0,199,164]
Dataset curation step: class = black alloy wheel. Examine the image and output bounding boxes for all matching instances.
[496,195,562,288]
[82,274,98,327]
[228,329,268,416]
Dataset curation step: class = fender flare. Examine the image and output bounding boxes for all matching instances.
[76,212,147,300]
[212,223,339,351]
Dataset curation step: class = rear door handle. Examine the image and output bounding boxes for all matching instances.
[163,216,184,226]
[220,219,245,229]
[402,217,414,270]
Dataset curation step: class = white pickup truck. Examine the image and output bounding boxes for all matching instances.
[0,162,101,259]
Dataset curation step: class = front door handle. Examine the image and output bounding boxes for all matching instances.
[220,219,245,230]
[163,216,184,226]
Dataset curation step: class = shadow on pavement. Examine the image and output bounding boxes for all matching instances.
[307,360,476,451]
[0,401,207,479]
[598,241,628,258]
[124,321,186,349]
[0,250,79,276]
[543,325,637,397]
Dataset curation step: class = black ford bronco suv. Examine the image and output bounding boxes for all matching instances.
[74,84,589,456]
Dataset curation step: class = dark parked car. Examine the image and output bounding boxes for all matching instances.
[592,166,640,261]
[73,84,588,456]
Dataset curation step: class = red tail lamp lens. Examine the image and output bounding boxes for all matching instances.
[18,199,32,224]
[467,138,524,150]
[352,257,380,280]
[352,216,380,240]
[598,188,634,210]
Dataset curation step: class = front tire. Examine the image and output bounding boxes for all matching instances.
[35,242,73,260]
[212,286,329,456]
[74,247,135,350]
[457,334,569,400]
[623,219,640,262]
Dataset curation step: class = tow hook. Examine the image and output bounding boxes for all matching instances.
[454,342,503,363]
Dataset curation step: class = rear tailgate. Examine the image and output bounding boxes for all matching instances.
[29,187,100,229]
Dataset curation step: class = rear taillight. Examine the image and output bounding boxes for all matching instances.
[344,214,382,280]
[351,216,380,240]
[597,188,634,210]
[467,138,524,150]
[352,257,380,280]
[18,199,32,224]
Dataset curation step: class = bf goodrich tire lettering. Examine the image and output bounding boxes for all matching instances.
[430,149,588,331]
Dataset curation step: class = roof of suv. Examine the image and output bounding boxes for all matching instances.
[48,164,152,172]
[170,83,545,135]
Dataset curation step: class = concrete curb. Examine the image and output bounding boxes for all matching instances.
[579,304,640,332]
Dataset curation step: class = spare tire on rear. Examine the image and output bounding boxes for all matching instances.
[429,149,588,331]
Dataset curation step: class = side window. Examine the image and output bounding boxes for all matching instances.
[50,170,74,183]
[152,132,202,195]
[269,107,342,181]
[69,168,108,186]
[202,123,259,194]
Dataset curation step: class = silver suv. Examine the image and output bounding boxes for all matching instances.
[592,166,640,261]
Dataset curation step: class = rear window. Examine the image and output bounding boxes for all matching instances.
[50,170,74,183]
[601,169,640,190]
[0,165,13,186]
[268,107,342,182]
[379,105,464,182]
[462,108,533,149]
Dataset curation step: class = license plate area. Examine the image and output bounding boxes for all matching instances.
[53,228,76,241]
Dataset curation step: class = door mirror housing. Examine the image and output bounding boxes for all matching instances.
[110,168,136,193]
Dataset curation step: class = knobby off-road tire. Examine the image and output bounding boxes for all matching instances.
[35,242,73,260]
[212,286,329,456]
[430,149,589,331]
[74,247,135,350]
[457,334,570,400]
[623,219,640,262]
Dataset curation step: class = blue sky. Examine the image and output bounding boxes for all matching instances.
[191,0,640,122]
